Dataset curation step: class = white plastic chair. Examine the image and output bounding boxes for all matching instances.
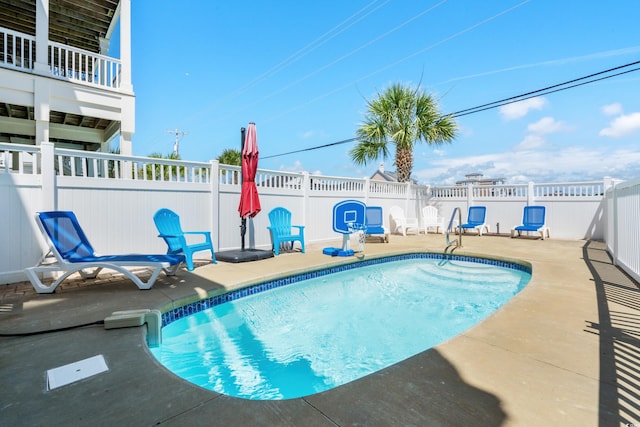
[389,206,420,236]
[421,206,444,234]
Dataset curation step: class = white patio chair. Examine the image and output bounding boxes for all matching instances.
[421,206,444,234]
[389,206,420,236]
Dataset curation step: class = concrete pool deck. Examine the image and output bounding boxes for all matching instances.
[1,234,638,426]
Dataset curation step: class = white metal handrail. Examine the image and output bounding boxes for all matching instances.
[445,207,462,250]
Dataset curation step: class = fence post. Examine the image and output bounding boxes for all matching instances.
[364,177,370,205]
[605,177,618,266]
[527,181,535,205]
[40,142,56,211]
[467,182,474,209]
[210,159,220,251]
[302,171,310,227]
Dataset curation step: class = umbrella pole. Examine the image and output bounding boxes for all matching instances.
[240,218,247,250]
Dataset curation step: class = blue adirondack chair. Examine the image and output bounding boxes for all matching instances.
[267,207,305,256]
[511,205,550,239]
[153,208,216,271]
[460,206,490,236]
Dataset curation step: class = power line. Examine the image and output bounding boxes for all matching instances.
[451,66,640,119]
[449,60,640,118]
[262,60,640,160]
[261,0,532,125]
[262,138,358,159]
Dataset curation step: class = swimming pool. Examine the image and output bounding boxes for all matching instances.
[151,253,531,400]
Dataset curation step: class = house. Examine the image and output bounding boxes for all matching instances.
[0,0,134,155]
[370,163,418,184]
[455,173,506,186]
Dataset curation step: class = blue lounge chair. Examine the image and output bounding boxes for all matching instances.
[365,206,389,242]
[511,206,550,239]
[461,206,489,236]
[267,207,305,256]
[25,211,185,293]
[153,208,216,271]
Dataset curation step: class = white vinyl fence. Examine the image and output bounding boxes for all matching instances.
[605,177,640,282]
[0,141,620,285]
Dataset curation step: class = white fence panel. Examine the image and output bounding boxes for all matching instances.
[606,177,640,282]
[0,141,627,285]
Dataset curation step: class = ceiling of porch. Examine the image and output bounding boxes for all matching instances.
[0,0,120,54]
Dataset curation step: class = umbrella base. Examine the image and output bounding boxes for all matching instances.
[216,248,274,263]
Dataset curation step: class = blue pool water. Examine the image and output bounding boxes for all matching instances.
[151,255,531,400]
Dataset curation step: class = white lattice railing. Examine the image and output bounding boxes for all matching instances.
[369,180,407,195]
[533,181,604,198]
[1,142,610,202]
[53,148,210,183]
[430,186,468,198]
[473,184,528,198]
[0,143,39,174]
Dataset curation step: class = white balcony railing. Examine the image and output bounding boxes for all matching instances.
[0,27,35,71]
[1,26,121,90]
[48,41,121,89]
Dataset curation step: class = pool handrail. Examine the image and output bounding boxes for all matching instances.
[446,207,462,250]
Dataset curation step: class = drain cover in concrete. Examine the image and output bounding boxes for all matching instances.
[47,355,108,390]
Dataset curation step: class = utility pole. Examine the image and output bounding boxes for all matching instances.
[165,128,188,156]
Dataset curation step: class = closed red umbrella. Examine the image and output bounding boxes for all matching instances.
[238,122,261,219]
[217,123,273,262]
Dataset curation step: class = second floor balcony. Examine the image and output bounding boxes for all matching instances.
[0,25,122,90]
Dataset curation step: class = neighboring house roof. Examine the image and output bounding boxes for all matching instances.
[370,168,418,184]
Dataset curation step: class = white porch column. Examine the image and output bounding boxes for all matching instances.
[34,0,49,74]
[34,79,50,146]
[119,132,133,156]
[119,0,133,92]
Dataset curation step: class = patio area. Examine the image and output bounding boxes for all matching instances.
[1,233,638,426]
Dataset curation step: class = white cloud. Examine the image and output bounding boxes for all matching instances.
[527,116,569,134]
[279,160,306,172]
[413,145,640,185]
[514,135,546,150]
[301,130,315,139]
[601,103,622,116]
[599,112,640,138]
[499,97,546,120]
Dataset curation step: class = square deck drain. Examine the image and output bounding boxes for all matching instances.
[46,355,108,390]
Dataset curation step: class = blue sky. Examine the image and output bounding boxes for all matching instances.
[120,0,640,185]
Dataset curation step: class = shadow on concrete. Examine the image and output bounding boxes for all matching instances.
[582,240,640,425]
[303,348,507,426]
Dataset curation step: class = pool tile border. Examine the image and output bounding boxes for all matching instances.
[161,252,532,327]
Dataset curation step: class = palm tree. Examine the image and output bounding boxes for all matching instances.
[217,148,242,184]
[351,83,457,182]
[217,148,241,166]
[143,152,183,181]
